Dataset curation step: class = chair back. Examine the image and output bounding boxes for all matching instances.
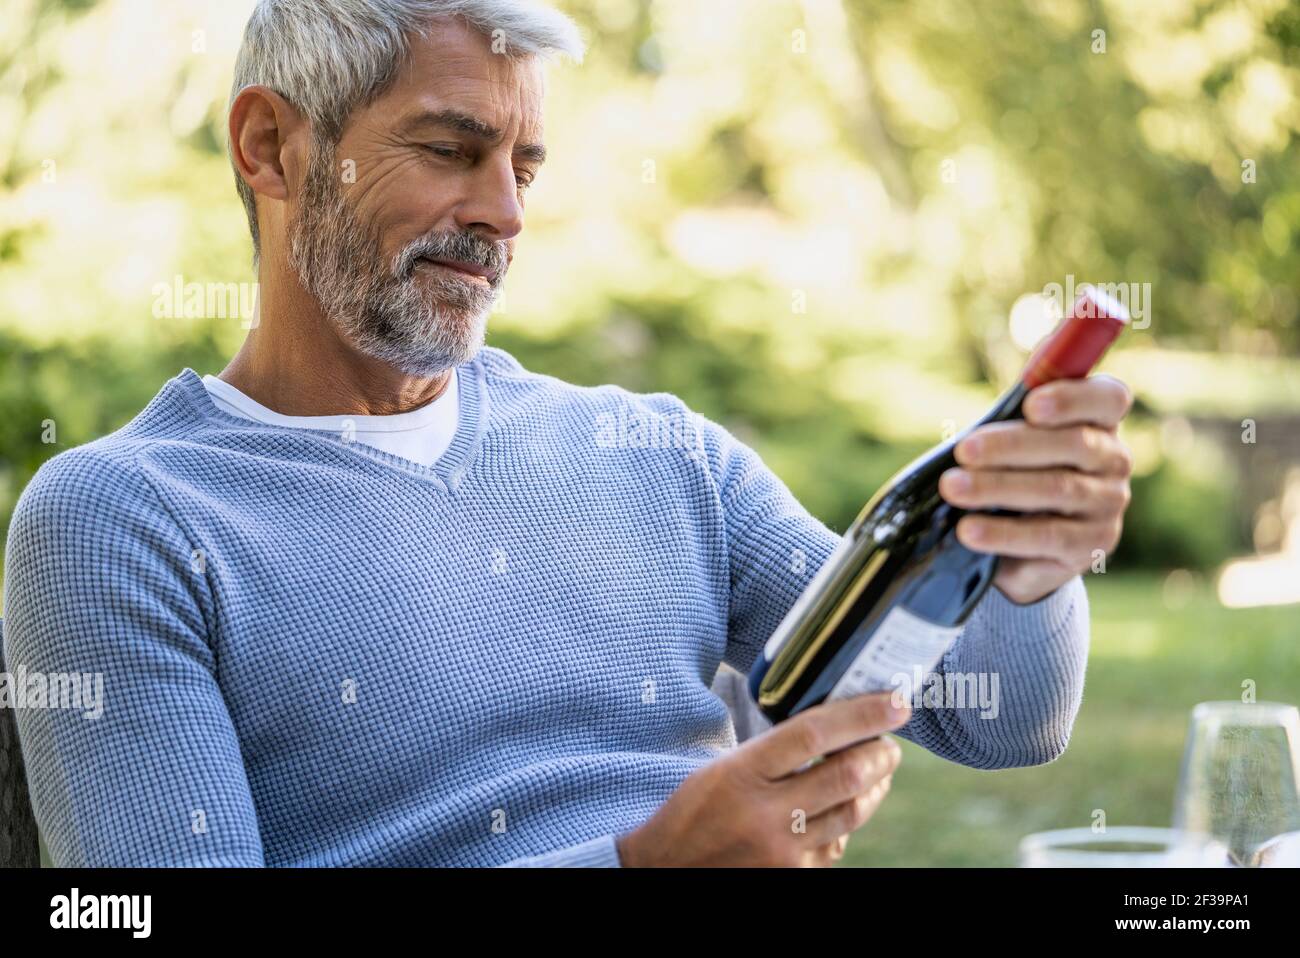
[0,618,41,867]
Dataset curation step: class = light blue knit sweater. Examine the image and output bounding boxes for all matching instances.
[1,347,1088,866]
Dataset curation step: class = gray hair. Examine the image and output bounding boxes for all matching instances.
[229,0,585,263]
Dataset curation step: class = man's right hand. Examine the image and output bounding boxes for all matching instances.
[615,691,909,867]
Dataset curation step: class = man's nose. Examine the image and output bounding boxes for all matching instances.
[453,155,524,241]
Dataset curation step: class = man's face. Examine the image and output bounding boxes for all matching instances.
[287,18,545,376]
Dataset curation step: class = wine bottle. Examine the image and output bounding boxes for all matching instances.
[748,287,1129,724]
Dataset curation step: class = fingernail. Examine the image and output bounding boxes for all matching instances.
[942,468,970,494]
[887,700,911,723]
[961,519,985,545]
[956,436,980,461]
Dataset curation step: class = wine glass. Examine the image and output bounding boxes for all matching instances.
[1019,826,1228,867]
[1173,701,1300,866]
[1253,830,1300,867]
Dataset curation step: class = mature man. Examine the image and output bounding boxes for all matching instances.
[3,0,1133,867]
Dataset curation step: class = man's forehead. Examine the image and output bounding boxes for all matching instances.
[378,19,545,130]
[397,19,544,100]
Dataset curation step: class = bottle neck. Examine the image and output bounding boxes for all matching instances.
[1021,292,1128,389]
[976,379,1030,428]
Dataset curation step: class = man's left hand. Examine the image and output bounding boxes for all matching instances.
[938,374,1135,605]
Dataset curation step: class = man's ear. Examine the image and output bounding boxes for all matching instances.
[228,85,307,208]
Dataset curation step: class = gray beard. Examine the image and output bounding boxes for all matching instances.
[287,151,502,377]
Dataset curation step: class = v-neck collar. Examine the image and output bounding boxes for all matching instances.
[169,355,488,493]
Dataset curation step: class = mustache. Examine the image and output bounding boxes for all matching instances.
[393,231,509,282]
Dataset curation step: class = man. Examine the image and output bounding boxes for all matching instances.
[2,0,1133,867]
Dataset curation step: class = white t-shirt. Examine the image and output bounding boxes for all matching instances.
[202,369,459,467]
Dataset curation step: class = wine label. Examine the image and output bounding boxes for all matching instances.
[826,606,962,702]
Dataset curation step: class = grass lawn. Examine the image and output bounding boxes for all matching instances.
[841,572,1300,867]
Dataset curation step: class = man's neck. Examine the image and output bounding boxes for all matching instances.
[218,264,452,418]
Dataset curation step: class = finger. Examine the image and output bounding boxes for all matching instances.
[1022,375,1133,429]
[744,691,910,779]
[939,468,1130,517]
[804,835,850,868]
[956,514,1124,564]
[802,774,893,846]
[955,422,1132,476]
[812,835,850,867]
[781,736,901,818]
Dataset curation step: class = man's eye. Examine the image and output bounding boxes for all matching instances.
[516,174,534,189]
[423,145,461,159]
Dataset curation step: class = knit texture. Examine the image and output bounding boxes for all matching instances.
[2,346,1088,866]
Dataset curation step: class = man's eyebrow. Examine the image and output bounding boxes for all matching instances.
[401,109,546,164]
[514,142,546,164]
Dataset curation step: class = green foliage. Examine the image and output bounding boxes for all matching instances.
[3,0,1300,585]
[1121,459,1244,570]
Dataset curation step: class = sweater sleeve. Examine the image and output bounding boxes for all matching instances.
[697,413,1090,769]
[899,576,1089,768]
[1,447,266,866]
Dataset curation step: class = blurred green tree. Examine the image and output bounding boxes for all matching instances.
[2,0,1298,580]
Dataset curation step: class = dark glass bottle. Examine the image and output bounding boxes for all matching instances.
[749,287,1129,723]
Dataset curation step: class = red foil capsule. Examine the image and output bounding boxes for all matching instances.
[1023,286,1130,389]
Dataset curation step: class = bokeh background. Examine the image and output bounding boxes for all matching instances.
[2,0,1299,866]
